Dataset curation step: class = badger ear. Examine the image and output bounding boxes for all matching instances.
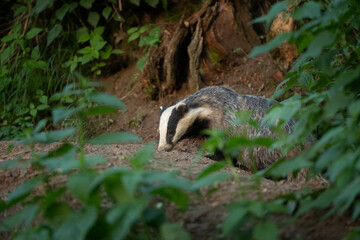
[160,106,167,113]
[176,102,188,114]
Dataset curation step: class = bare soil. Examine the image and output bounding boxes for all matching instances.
[0,61,358,239]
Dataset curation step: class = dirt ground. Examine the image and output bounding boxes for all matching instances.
[0,58,358,239]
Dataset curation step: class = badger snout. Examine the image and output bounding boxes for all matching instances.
[158,143,174,152]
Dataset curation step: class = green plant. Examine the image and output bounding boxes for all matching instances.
[0,0,126,140]
[0,74,233,239]
[127,25,162,71]
[0,79,185,239]
[129,0,168,9]
[217,0,360,238]
[222,200,289,240]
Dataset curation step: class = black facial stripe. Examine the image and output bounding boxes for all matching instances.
[166,107,186,144]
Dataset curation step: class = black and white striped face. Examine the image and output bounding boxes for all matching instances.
[158,102,188,151]
[158,102,213,151]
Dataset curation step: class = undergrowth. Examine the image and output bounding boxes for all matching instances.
[0,0,165,140]
[0,76,230,239]
[203,0,360,239]
[1,0,360,239]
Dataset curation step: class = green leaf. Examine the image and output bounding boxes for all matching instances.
[88,132,141,145]
[128,32,140,42]
[139,25,150,33]
[130,142,155,169]
[88,12,100,28]
[41,146,78,172]
[127,27,138,34]
[161,0,168,10]
[7,177,44,204]
[77,27,90,43]
[52,106,85,125]
[32,0,53,15]
[14,6,27,17]
[55,4,69,20]
[262,95,301,126]
[251,1,288,30]
[292,1,322,20]
[37,104,49,111]
[152,187,189,209]
[39,95,48,104]
[161,222,191,240]
[84,155,106,167]
[106,198,147,240]
[25,28,43,39]
[47,24,62,47]
[93,26,105,35]
[0,205,38,232]
[79,0,94,9]
[44,202,72,226]
[53,206,97,240]
[196,162,227,180]
[1,34,15,43]
[34,119,47,133]
[269,157,312,178]
[1,46,14,64]
[112,49,124,55]
[30,128,76,144]
[67,2,78,12]
[129,0,140,6]
[100,45,112,59]
[249,32,291,58]
[90,35,107,50]
[102,6,112,19]
[293,31,336,69]
[67,171,98,202]
[253,221,278,240]
[192,172,229,190]
[87,92,127,110]
[78,46,92,55]
[297,72,315,90]
[145,0,159,8]
[30,109,37,117]
[136,53,148,72]
[222,207,247,236]
[324,91,354,119]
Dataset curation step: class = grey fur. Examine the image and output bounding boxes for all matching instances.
[158,86,307,175]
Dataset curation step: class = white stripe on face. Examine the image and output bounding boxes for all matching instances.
[158,105,175,150]
[172,107,213,144]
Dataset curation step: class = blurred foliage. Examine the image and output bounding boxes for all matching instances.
[2,0,360,239]
[206,0,360,239]
[0,76,230,239]
[0,0,168,140]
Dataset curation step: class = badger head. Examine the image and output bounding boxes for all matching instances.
[158,102,212,151]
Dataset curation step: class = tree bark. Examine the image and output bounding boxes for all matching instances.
[142,0,293,99]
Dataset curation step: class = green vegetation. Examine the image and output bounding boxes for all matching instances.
[127,25,162,71]
[0,77,230,239]
[1,0,360,239]
[0,0,166,140]
[207,0,360,238]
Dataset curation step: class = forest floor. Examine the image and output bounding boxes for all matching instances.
[0,59,358,239]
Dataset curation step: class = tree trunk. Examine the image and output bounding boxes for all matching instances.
[143,0,294,99]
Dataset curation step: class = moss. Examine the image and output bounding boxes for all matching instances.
[144,85,158,100]
[207,48,222,68]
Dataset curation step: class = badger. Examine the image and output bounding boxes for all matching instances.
[158,86,302,172]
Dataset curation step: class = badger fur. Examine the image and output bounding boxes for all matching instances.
[158,86,300,171]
